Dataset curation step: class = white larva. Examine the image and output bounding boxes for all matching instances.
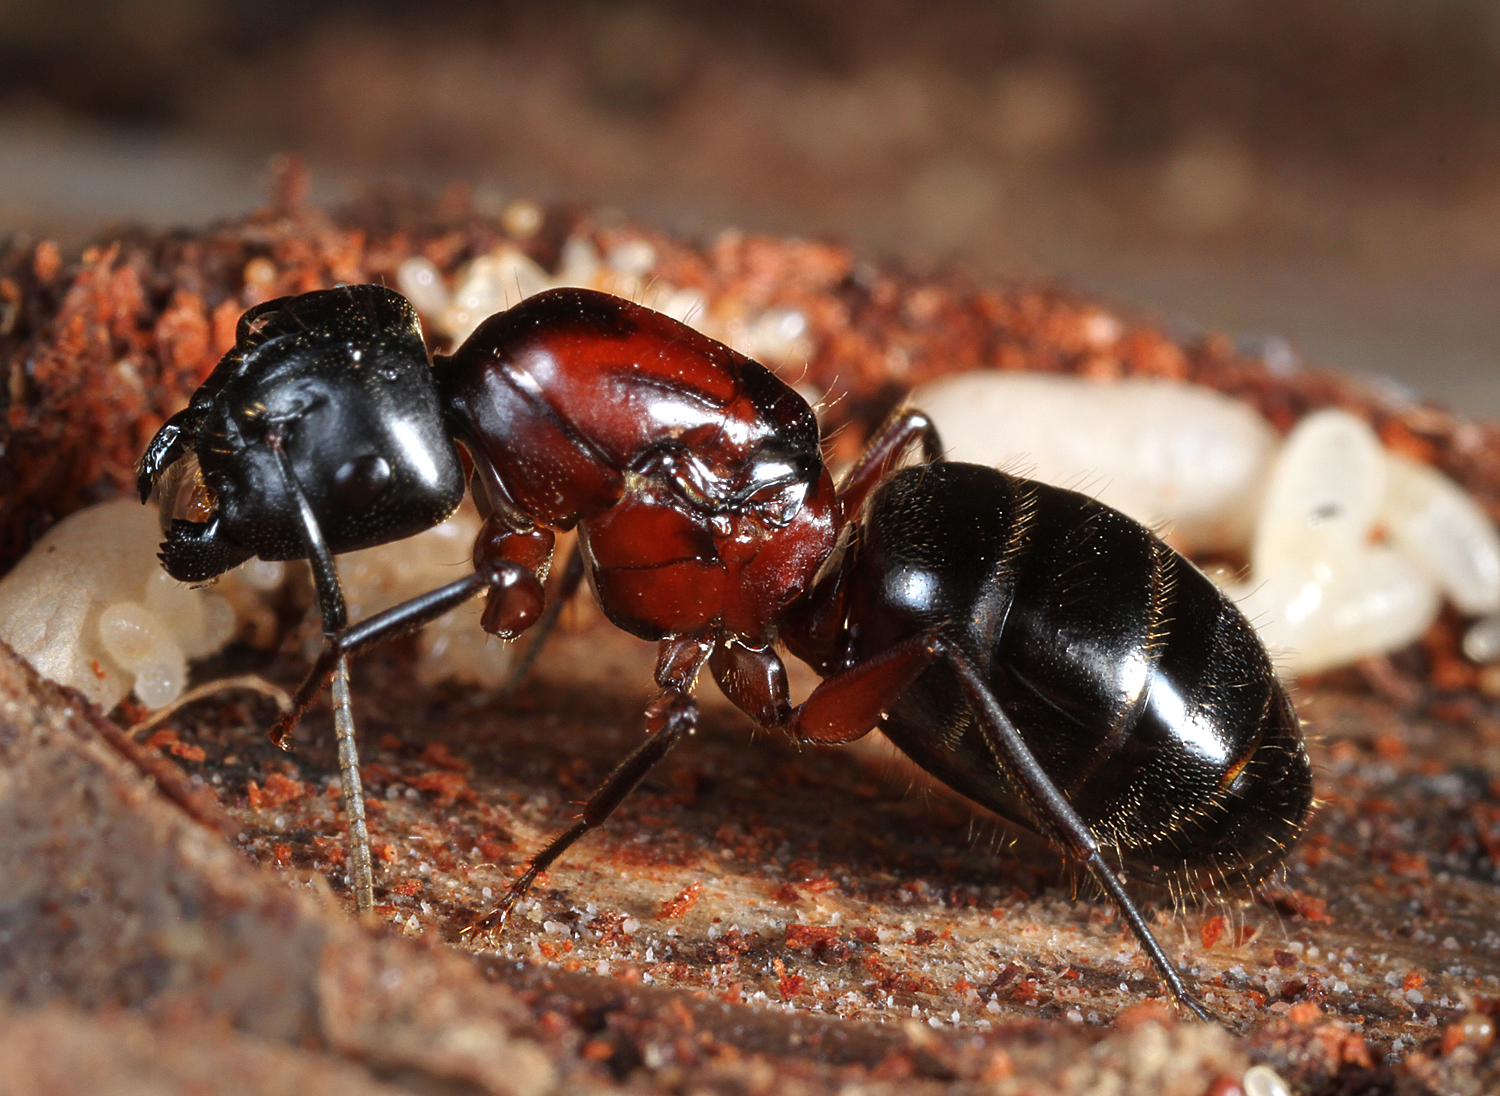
[1381,449,1500,616]
[0,500,235,709]
[1224,410,1441,675]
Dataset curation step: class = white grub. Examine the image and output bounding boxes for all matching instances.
[910,373,1278,553]
[1253,409,1387,569]
[98,601,187,708]
[0,499,235,710]
[1223,410,1439,676]
[1381,451,1500,616]
[326,502,513,689]
[1228,543,1438,677]
[0,497,508,710]
[1238,408,1499,675]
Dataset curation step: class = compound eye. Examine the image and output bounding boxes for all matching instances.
[332,454,392,512]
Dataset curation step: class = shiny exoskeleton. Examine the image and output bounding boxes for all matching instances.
[138,283,1312,1022]
[139,288,466,581]
[815,461,1311,896]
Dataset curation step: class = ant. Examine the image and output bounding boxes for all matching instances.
[139,283,1313,1023]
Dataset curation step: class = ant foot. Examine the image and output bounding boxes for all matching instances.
[462,875,535,937]
[267,716,297,751]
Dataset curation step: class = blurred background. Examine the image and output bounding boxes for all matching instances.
[2,0,1498,414]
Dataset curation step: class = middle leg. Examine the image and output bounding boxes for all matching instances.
[468,634,713,933]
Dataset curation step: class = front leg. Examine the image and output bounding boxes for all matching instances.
[264,432,373,913]
[270,558,547,747]
[274,514,554,745]
[269,502,550,914]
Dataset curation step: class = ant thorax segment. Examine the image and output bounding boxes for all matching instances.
[433,288,839,644]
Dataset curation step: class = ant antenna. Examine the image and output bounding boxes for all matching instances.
[265,429,376,915]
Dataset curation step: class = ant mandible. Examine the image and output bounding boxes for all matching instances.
[138,283,1313,1024]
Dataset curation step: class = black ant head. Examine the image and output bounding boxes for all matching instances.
[138,285,466,583]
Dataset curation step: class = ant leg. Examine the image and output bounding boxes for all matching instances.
[836,407,944,518]
[937,640,1221,1024]
[276,508,556,744]
[710,633,939,747]
[469,636,710,933]
[269,560,541,915]
[327,659,371,911]
[499,541,586,697]
[270,564,546,748]
[469,689,697,932]
[782,409,944,666]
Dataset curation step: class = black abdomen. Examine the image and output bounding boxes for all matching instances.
[844,462,1311,890]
